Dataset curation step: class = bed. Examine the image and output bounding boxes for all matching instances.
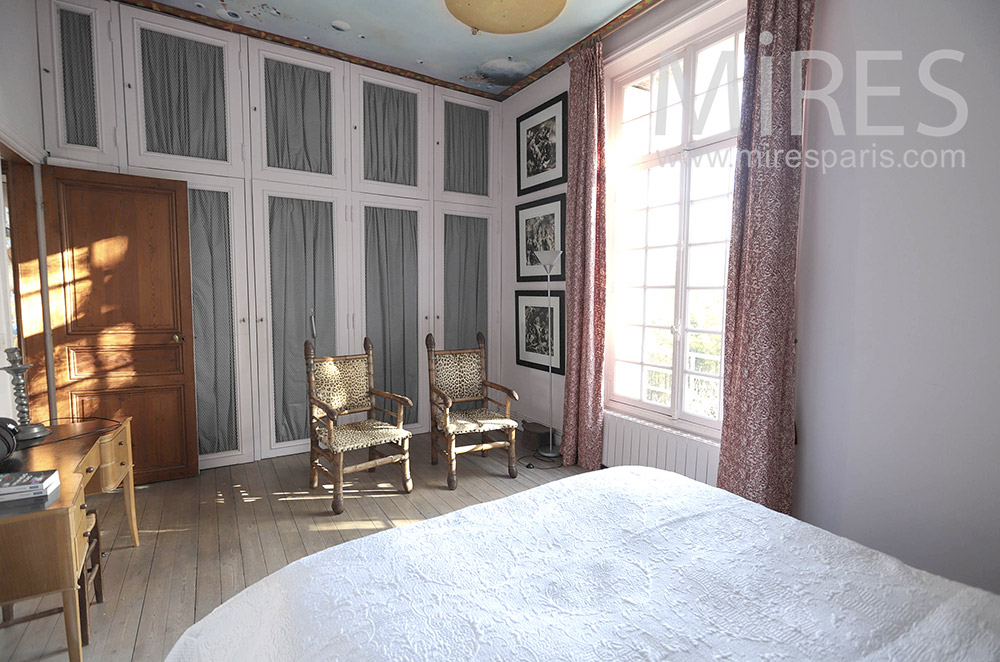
[166,467,1000,661]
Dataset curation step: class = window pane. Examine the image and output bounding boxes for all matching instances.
[616,209,646,249]
[644,288,675,327]
[737,32,746,79]
[695,36,738,95]
[650,103,683,152]
[615,325,643,363]
[646,247,677,287]
[651,59,684,111]
[617,249,646,287]
[622,76,651,122]
[692,82,740,140]
[59,9,98,148]
[643,366,672,406]
[689,195,733,244]
[643,327,673,367]
[616,169,648,210]
[620,115,650,161]
[616,287,645,325]
[687,288,725,330]
[684,374,721,420]
[690,147,736,200]
[687,243,728,287]
[686,332,722,375]
[646,204,680,247]
[648,163,682,207]
[614,361,642,400]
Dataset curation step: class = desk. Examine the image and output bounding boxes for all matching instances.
[0,418,139,662]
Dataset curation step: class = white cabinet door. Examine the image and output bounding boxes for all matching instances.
[250,182,352,459]
[432,202,501,379]
[36,0,121,166]
[120,5,246,177]
[247,39,347,189]
[433,88,501,207]
[349,67,432,200]
[353,193,432,432]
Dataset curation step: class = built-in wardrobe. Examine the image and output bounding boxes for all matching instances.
[34,0,501,468]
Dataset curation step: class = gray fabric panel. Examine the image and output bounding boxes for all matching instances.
[264,58,332,174]
[364,206,419,424]
[189,189,238,455]
[59,9,98,148]
[140,27,228,160]
[269,196,337,443]
[362,81,417,186]
[443,214,488,350]
[443,102,489,196]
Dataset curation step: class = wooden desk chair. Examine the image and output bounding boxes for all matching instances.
[425,332,519,490]
[305,338,413,515]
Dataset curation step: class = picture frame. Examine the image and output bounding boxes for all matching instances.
[516,194,566,282]
[515,290,565,375]
[516,92,568,196]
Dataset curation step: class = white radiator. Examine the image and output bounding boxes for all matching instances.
[602,412,721,486]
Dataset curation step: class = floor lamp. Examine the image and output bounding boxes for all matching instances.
[532,249,562,459]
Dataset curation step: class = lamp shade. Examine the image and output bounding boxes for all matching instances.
[445,0,566,34]
[532,249,562,269]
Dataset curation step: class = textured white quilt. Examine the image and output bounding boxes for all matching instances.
[166,467,1000,661]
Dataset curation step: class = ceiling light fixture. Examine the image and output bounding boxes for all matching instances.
[445,0,566,35]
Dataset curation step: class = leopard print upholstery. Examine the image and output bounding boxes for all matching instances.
[311,356,370,414]
[313,418,411,453]
[433,352,484,401]
[434,408,517,435]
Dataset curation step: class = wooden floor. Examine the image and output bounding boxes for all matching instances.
[0,434,581,662]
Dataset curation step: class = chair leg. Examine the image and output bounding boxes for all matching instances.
[480,432,488,457]
[331,452,345,515]
[430,430,439,465]
[90,515,103,604]
[77,568,90,646]
[447,434,458,490]
[401,439,413,494]
[368,446,377,473]
[507,428,518,479]
[309,445,319,489]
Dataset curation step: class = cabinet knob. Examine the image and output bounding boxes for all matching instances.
[80,503,88,510]
[119,440,125,446]
[86,466,95,473]
[82,531,90,539]
[120,461,127,467]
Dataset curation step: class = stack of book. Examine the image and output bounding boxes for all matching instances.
[0,470,61,504]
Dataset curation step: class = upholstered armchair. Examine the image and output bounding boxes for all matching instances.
[304,338,413,514]
[425,332,519,490]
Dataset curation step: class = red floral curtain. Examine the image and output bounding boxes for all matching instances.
[717,0,816,513]
[561,42,607,471]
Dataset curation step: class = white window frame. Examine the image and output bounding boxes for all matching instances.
[36,0,121,167]
[120,5,246,177]
[432,201,501,380]
[349,66,432,200]
[250,181,352,459]
[247,39,348,189]
[433,88,501,207]
[605,6,746,439]
[352,192,433,433]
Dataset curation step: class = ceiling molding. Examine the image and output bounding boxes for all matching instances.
[115,0,667,101]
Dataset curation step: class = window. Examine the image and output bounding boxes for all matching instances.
[606,17,745,433]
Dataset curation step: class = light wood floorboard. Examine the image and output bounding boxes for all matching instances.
[1,434,582,661]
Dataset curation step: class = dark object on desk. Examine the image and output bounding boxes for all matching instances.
[0,418,18,462]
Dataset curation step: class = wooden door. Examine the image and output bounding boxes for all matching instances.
[39,166,197,483]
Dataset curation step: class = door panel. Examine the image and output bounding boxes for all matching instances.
[42,166,198,482]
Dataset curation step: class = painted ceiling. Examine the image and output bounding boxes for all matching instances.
[139,0,647,97]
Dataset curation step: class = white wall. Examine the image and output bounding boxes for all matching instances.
[795,0,1000,593]
[499,64,569,432]
[0,0,45,158]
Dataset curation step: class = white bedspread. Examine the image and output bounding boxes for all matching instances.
[166,467,1000,661]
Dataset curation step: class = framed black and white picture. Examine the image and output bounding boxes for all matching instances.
[516,194,566,282]
[516,92,568,196]
[515,290,565,375]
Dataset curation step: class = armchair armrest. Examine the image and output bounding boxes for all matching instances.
[429,384,453,409]
[483,380,519,401]
[309,396,339,422]
[370,389,411,429]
